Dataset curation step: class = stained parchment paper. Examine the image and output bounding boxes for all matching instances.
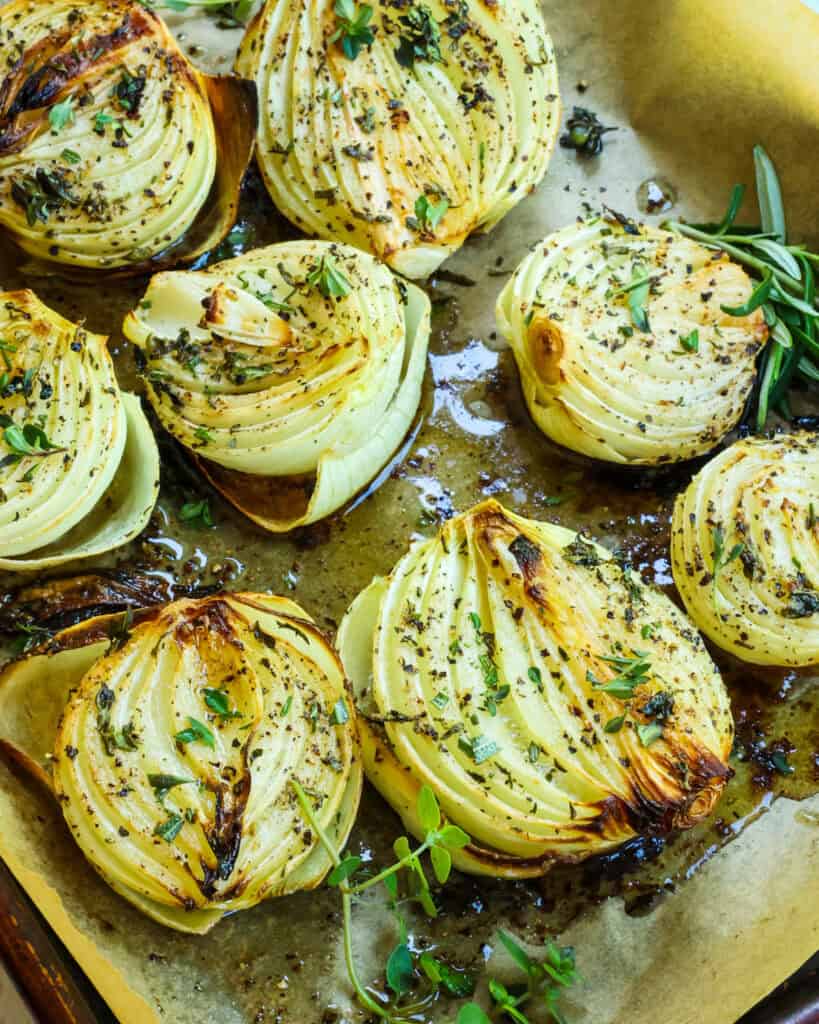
[0,1,817,1022]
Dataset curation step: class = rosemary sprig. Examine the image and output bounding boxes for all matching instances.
[665,145,818,430]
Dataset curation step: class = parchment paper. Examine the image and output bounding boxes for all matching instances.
[0,1,817,1022]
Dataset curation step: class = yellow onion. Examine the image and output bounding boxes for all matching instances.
[0,594,362,933]
[496,219,768,464]
[0,290,158,570]
[338,499,732,877]
[671,432,819,667]
[236,0,560,278]
[0,0,254,271]
[123,240,430,531]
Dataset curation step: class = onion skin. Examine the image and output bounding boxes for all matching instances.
[236,0,560,279]
[0,0,223,270]
[124,240,430,531]
[0,289,158,569]
[671,432,819,667]
[9,594,363,932]
[338,499,732,877]
[496,220,768,465]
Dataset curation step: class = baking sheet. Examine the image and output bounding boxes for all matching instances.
[0,1,818,1022]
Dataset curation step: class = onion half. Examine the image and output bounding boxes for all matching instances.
[496,220,768,464]
[0,0,254,271]
[671,432,819,667]
[236,0,560,278]
[0,594,362,932]
[124,240,430,531]
[339,499,732,877]
[0,290,158,570]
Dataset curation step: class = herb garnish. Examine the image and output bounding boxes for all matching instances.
[457,930,579,1024]
[587,650,652,699]
[11,168,78,226]
[560,106,616,156]
[679,328,700,353]
[329,0,375,59]
[710,524,744,600]
[306,255,352,299]
[394,4,445,68]
[179,498,214,528]
[203,688,242,719]
[161,0,254,27]
[2,421,63,461]
[154,813,185,843]
[408,192,449,236]
[458,733,499,765]
[292,781,472,1019]
[329,698,350,725]
[48,97,75,132]
[148,773,193,802]
[665,145,819,429]
[174,717,215,749]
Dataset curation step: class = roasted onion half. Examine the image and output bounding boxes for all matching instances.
[0,290,158,570]
[0,0,255,271]
[338,499,732,877]
[0,593,362,932]
[496,220,768,464]
[124,240,430,531]
[236,0,560,278]
[671,432,819,667]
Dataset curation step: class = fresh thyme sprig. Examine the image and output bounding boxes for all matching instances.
[665,145,819,430]
[292,780,470,1022]
[457,930,579,1024]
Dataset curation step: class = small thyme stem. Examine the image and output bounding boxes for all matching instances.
[348,840,433,895]
[290,780,393,1022]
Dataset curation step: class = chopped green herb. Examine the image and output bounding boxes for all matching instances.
[329,699,350,725]
[179,499,214,528]
[48,97,75,132]
[604,715,625,733]
[560,106,617,156]
[458,733,499,765]
[203,688,242,719]
[636,721,663,746]
[431,691,450,710]
[711,524,744,598]
[174,717,215,749]
[154,812,184,843]
[679,328,700,352]
[147,773,193,802]
[410,192,449,235]
[328,0,375,60]
[306,255,352,299]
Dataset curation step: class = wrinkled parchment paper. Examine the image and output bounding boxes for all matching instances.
[1,1,818,1022]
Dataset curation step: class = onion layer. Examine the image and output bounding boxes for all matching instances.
[496,220,768,464]
[236,0,560,279]
[671,432,819,667]
[0,0,226,270]
[338,499,732,877]
[0,290,158,569]
[0,594,362,932]
[124,240,430,531]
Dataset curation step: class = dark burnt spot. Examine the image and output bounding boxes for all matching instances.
[198,762,251,899]
[0,10,153,155]
[508,532,541,576]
